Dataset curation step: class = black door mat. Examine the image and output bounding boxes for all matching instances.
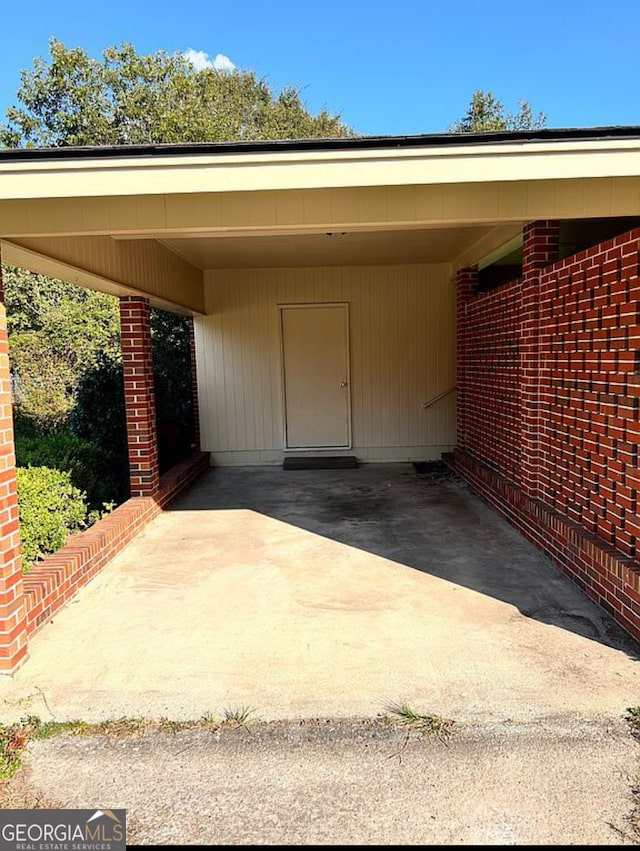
[283,456,358,470]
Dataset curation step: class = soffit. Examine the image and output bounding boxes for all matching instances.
[160,225,494,269]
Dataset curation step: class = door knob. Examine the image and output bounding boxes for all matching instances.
[340,381,348,387]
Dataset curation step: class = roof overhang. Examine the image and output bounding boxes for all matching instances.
[1,129,640,200]
[0,127,639,313]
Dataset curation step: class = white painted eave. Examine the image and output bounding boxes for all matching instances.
[0,137,639,200]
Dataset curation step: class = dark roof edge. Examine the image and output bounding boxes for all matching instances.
[1,125,639,162]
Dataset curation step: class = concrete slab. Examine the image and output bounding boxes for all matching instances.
[0,464,638,724]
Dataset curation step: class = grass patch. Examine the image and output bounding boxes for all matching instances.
[0,723,30,779]
[626,706,640,736]
[383,702,455,738]
[222,706,256,727]
[0,708,262,777]
[26,718,89,740]
[158,717,196,735]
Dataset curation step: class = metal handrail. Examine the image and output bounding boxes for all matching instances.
[422,386,457,410]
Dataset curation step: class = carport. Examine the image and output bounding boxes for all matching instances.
[0,126,639,670]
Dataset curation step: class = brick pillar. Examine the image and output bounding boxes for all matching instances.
[187,317,201,452]
[520,221,560,498]
[0,264,28,672]
[455,266,478,452]
[119,296,160,498]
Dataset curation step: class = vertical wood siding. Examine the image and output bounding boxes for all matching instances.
[195,263,455,464]
[10,236,204,313]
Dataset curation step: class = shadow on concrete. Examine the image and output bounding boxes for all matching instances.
[171,464,640,661]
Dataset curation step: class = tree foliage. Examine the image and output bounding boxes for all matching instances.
[0,40,350,148]
[449,90,546,133]
[3,266,120,430]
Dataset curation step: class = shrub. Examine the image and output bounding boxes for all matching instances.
[70,354,129,504]
[16,467,88,570]
[15,430,121,510]
[151,308,196,472]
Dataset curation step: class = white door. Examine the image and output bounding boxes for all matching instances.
[280,303,351,449]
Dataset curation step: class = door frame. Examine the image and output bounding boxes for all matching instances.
[278,302,352,451]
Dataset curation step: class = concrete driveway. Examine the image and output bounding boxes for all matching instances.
[0,463,637,723]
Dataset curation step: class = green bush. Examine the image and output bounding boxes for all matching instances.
[16,467,88,570]
[151,308,196,472]
[15,430,120,510]
[70,354,129,504]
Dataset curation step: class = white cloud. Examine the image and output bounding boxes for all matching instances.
[184,49,211,71]
[212,53,236,72]
[184,49,236,73]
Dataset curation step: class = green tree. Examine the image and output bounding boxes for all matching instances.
[3,267,119,430]
[1,40,349,147]
[450,90,546,133]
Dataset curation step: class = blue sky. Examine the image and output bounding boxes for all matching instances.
[0,0,638,136]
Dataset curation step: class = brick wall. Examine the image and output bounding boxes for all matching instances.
[187,317,201,452]
[520,221,560,498]
[455,266,478,451]
[461,275,522,484]
[538,229,640,556]
[453,225,640,641]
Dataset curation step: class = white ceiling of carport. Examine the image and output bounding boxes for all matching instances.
[158,224,495,270]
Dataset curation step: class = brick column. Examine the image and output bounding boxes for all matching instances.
[187,317,201,452]
[520,221,560,498]
[455,266,478,452]
[0,264,28,672]
[119,296,160,498]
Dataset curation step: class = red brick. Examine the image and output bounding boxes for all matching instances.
[0,264,28,672]
[120,297,160,498]
[455,225,640,643]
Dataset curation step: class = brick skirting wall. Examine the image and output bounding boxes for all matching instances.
[455,224,640,642]
[449,449,640,641]
[22,451,210,636]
